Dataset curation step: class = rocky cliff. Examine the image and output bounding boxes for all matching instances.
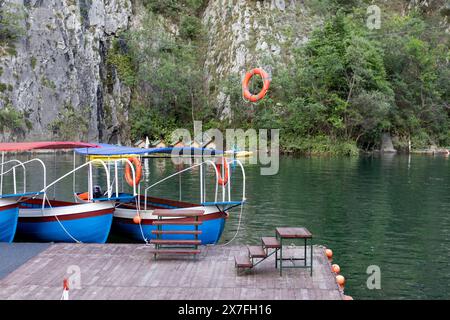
[0,0,132,143]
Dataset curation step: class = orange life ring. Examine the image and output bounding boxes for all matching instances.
[216,157,229,186]
[125,157,142,187]
[242,68,271,102]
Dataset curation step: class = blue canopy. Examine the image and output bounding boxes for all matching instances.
[74,143,221,156]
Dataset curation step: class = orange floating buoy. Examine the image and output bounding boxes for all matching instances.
[336,275,345,288]
[133,214,142,224]
[325,248,333,259]
[332,264,340,274]
[343,295,354,300]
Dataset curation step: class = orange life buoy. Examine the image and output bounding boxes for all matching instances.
[215,157,229,186]
[242,68,271,102]
[124,157,142,187]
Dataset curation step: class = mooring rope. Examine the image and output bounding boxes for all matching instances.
[135,197,149,244]
[44,196,82,244]
[218,202,245,247]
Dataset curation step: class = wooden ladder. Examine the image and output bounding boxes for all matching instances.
[235,236,281,273]
[150,209,204,259]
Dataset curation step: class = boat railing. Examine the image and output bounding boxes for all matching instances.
[143,158,246,211]
[0,158,47,197]
[108,158,138,198]
[41,159,112,209]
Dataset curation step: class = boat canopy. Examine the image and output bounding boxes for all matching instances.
[74,143,222,156]
[0,141,99,152]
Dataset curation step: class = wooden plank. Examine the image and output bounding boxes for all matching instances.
[261,237,281,248]
[276,227,312,239]
[153,209,204,217]
[150,240,201,245]
[152,220,202,226]
[247,246,267,258]
[149,249,201,254]
[235,256,253,268]
[151,230,202,235]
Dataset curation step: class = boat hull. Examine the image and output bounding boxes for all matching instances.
[0,200,19,243]
[112,199,227,244]
[17,199,114,243]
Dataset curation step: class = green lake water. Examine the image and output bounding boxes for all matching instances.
[2,153,450,299]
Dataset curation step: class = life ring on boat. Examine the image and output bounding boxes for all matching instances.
[215,157,229,186]
[242,68,271,102]
[124,157,142,187]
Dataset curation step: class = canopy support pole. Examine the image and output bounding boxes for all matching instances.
[0,151,4,195]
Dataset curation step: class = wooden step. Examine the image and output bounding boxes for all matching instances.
[261,237,281,249]
[153,209,204,217]
[152,220,203,226]
[151,230,202,235]
[235,255,253,268]
[150,249,201,255]
[248,245,267,258]
[150,239,201,245]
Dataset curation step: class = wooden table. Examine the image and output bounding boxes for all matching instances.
[276,227,313,276]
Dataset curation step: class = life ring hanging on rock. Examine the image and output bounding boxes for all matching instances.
[125,157,142,187]
[216,157,229,186]
[242,68,271,102]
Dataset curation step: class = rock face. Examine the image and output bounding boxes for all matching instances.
[381,133,397,153]
[0,0,132,143]
[202,0,320,116]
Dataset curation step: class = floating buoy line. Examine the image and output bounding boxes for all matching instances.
[325,246,353,301]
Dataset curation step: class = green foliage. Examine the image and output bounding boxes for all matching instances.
[48,104,89,140]
[179,15,202,40]
[0,1,25,49]
[381,14,450,147]
[107,38,136,86]
[30,56,37,69]
[144,0,205,18]
[125,11,206,141]
[0,105,32,136]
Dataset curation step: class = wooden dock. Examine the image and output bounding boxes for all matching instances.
[0,244,344,300]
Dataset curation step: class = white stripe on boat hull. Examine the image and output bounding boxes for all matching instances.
[19,201,115,218]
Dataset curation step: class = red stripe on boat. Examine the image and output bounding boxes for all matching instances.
[19,208,114,223]
[0,203,18,211]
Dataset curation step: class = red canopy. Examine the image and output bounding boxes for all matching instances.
[0,141,99,152]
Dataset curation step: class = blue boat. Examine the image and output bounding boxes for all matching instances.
[112,196,231,244]
[0,199,19,243]
[74,144,247,245]
[0,141,116,244]
[17,198,114,243]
